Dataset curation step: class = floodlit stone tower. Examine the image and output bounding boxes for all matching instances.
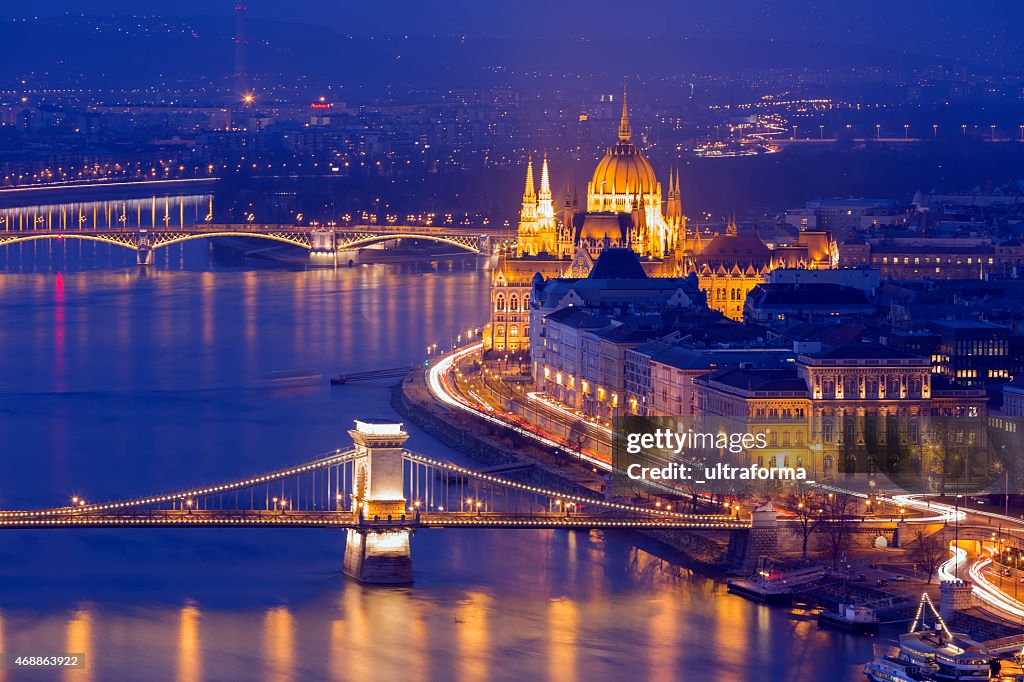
[343,419,414,584]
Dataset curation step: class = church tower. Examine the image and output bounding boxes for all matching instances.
[666,169,685,258]
[560,181,578,258]
[517,158,539,256]
[535,154,558,254]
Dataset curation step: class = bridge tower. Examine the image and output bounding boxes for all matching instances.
[309,228,338,266]
[343,419,414,584]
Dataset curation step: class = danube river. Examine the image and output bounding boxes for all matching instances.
[0,241,874,681]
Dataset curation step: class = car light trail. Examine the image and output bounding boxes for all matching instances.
[426,345,612,471]
[967,547,1024,620]
[525,392,611,435]
[937,544,965,582]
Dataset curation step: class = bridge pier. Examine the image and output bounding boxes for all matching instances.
[136,247,154,266]
[336,248,360,267]
[343,528,413,584]
[309,229,338,267]
[342,419,414,584]
[309,250,338,267]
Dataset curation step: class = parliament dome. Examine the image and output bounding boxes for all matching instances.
[586,87,662,216]
[591,143,658,197]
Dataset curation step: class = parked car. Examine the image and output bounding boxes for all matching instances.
[876,579,888,587]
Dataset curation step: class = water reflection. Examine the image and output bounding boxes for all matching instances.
[177,604,201,682]
[263,606,294,682]
[548,599,577,682]
[64,608,92,682]
[0,611,6,682]
[456,592,491,682]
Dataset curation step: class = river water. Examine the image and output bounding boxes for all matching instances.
[0,241,875,681]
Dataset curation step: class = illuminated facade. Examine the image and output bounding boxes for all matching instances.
[695,343,988,480]
[689,222,838,321]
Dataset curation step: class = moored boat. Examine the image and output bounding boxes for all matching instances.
[861,593,994,682]
[863,655,927,681]
[820,603,880,635]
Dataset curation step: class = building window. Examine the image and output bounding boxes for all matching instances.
[865,378,878,399]
[822,379,835,399]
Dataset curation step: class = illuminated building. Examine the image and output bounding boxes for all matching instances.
[528,249,705,420]
[839,237,1024,280]
[485,84,837,350]
[575,88,682,260]
[694,342,988,480]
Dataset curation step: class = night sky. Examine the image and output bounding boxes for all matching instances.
[2,0,1022,53]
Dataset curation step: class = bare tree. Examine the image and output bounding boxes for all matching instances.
[910,529,947,584]
[785,491,822,560]
[821,492,856,569]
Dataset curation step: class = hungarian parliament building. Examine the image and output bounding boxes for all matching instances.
[484,89,838,353]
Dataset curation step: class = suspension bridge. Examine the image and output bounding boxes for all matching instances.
[0,420,748,583]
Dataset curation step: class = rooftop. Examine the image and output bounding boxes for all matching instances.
[810,341,923,361]
[703,368,808,394]
[588,248,648,279]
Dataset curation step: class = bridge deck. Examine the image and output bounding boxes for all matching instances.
[0,510,749,531]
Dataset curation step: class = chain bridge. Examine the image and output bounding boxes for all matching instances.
[0,420,748,583]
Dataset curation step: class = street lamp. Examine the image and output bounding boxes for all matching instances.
[954,494,961,568]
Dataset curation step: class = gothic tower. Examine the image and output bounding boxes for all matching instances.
[536,154,557,254]
[517,158,539,256]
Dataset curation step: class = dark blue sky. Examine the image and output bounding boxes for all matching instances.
[3,0,1022,50]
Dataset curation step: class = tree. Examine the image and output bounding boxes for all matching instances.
[910,530,947,584]
[785,491,822,560]
[821,492,856,569]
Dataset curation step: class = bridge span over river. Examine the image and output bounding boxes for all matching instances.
[0,420,747,583]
